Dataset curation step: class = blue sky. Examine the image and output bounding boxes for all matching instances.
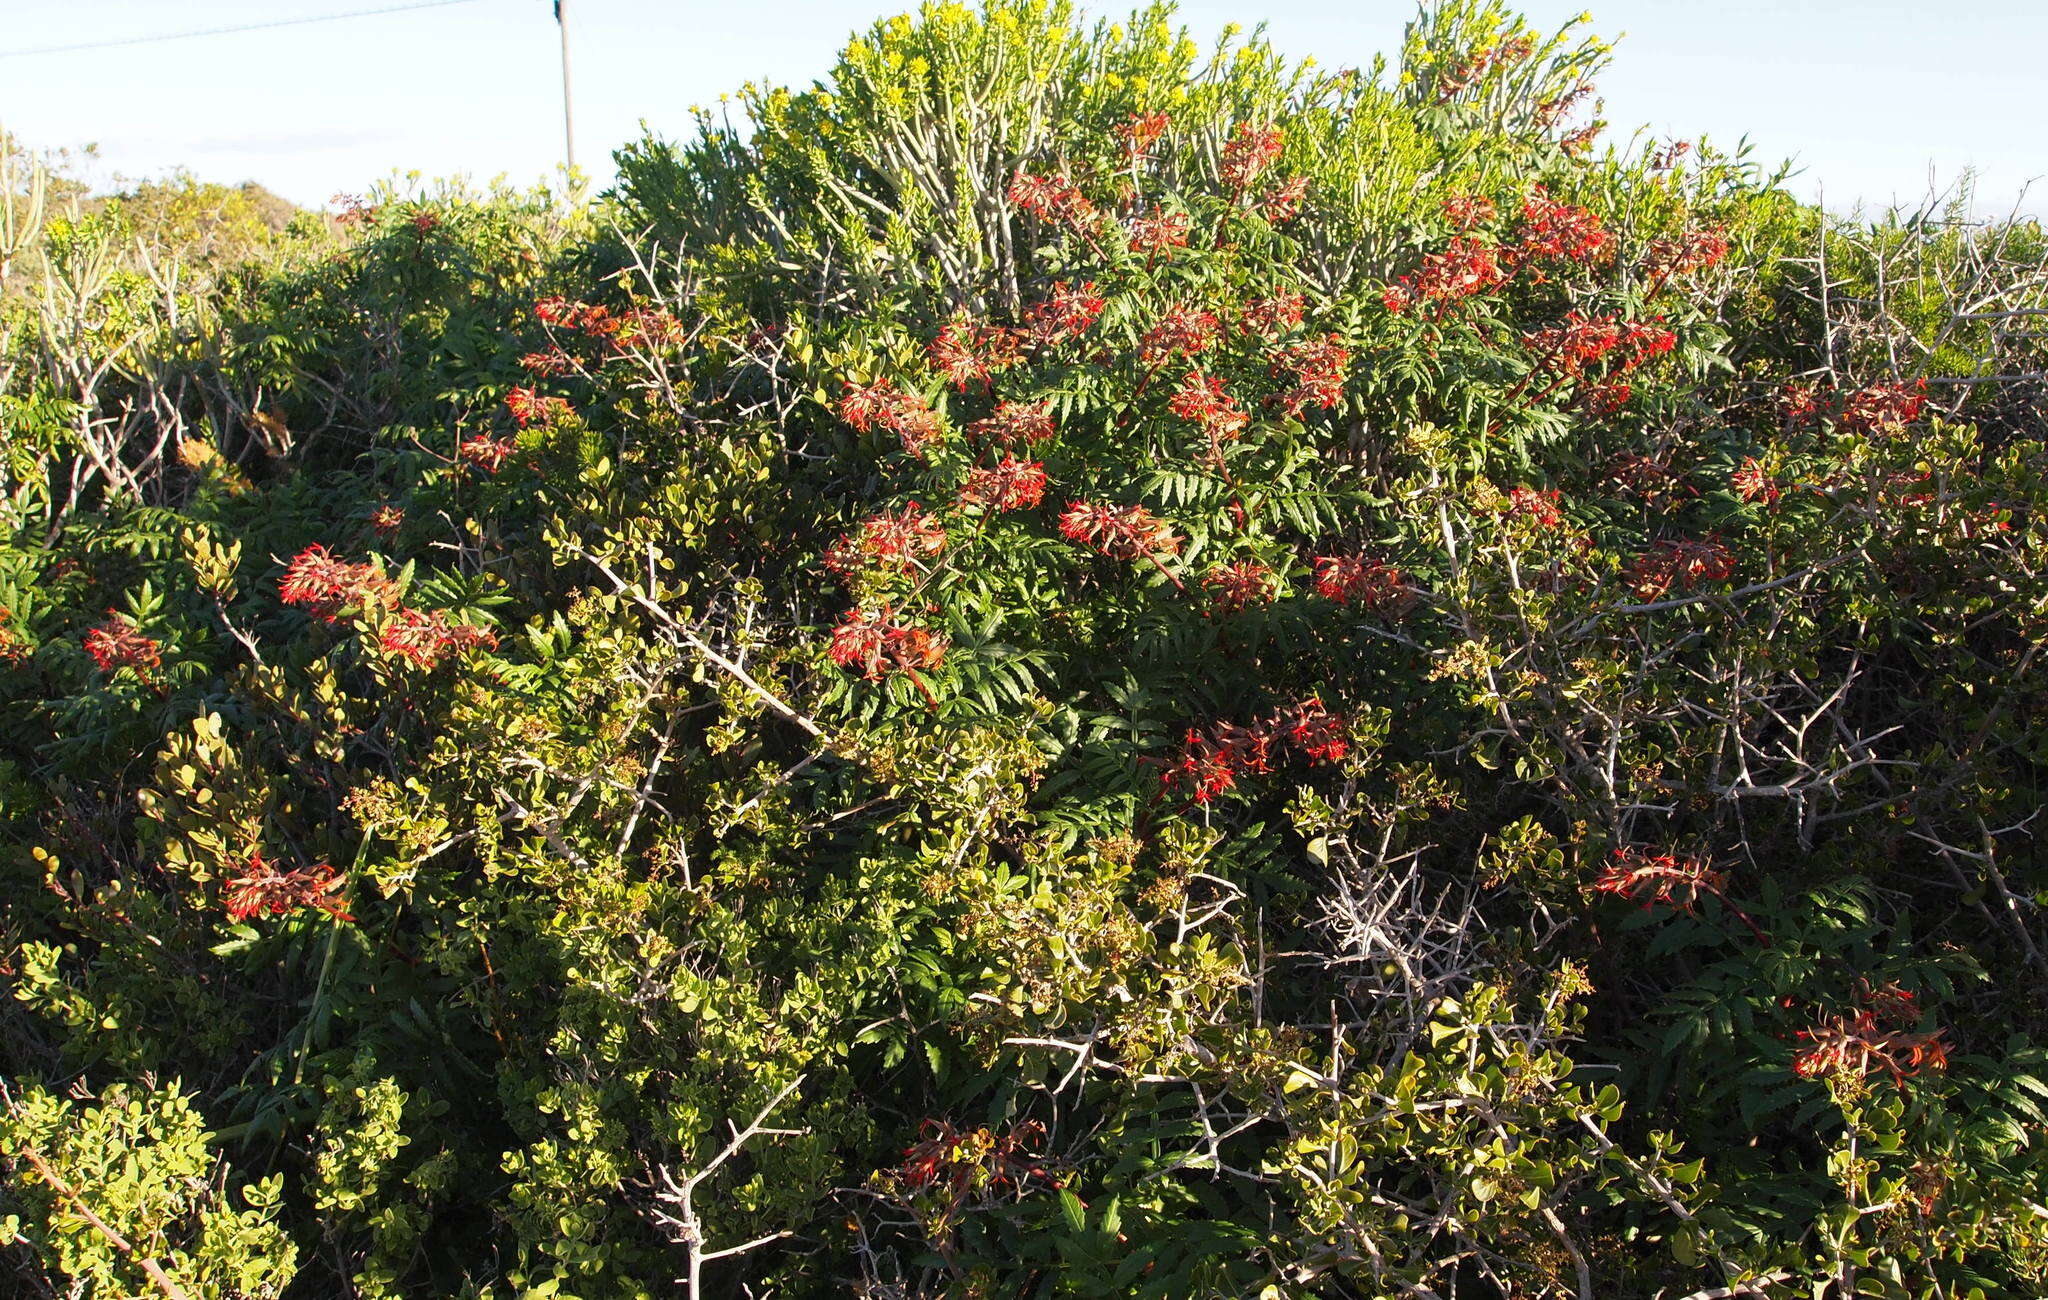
[2,0,2042,217]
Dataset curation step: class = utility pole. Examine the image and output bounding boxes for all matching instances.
[555,0,576,175]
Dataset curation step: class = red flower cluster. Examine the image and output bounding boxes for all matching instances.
[824,502,949,578]
[505,386,572,428]
[1140,305,1221,366]
[927,318,1024,392]
[1118,110,1171,156]
[459,435,517,474]
[223,851,353,924]
[1058,500,1181,561]
[1127,210,1192,255]
[1642,226,1730,281]
[1442,193,1498,229]
[1840,378,1927,436]
[1779,381,1824,426]
[1313,554,1411,614]
[370,505,404,539]
[379,607,499,669]
[83,613,161,676]
[1503,486,1567,531]
[1512,185,1612,266]
[1270,334,1350,415]
[1203,560,1278,614]
[957,457,1048,512]
[892,1119,1052,1204]
[1591,848,1728,916]
[1239,289,1306,338]
[533,296,620,336]
[1165,697,1349,803]
[1524,313,1675,378]
[1008,169,1098,234]
[1382,236,1506,314]
[519,348,575,377]
[1169,371,1249,453]
[0,608,27,667]
[612,307,687,350]
[1257,174,1309,224]
[1793,983,1949,1083]
[280,545,400,622]
[1581,380,1633,417]
[839,378,944,458]
[1021,280,1105,346]
[1625,538,1737,599]
[969,399,1058,448]
[1731,458,1780,505]
[1221,123,1285,190]
[829,605,947,687]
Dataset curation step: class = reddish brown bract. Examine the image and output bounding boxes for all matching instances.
[1313,554,1410,614]
[1058,501,1181,562]
[280,546,399,623]
[1008,170,1099,234]
[1140,306,1221,366]
[1792,982,1949,1083]
[1220,123,1284,190]
[927,319,1024,392]
[378,607,499,669]
[1022,281,1105,346]
[84,613,161,676]
[957,457,1048,512]
[223,851,354,924]
[1591,848,1727,916]
[1203,560,1278,614]
[829,606,948,683]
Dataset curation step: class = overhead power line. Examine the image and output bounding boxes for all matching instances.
[0,0,486,59]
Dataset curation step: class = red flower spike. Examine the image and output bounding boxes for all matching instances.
[1127,211,1192,255]
[958,457,1048,512]
[1220,123,1285,190]
[1058,501,1181,562]
[1118,111,1171,156]
[1022,281,1106,346]
[505,387,571,428]
[84,613,161,676]
[224,850,354,924]
[1257,175,1309,223]
[1168,371,1249,450]
[1442,193,1498,229]
[1624,538,1737,599]
[1008,170,1099,235]
[1731,458,1780,505]
[1840,379,1927,436]
[1591,847,1728,916]
[1313,554,1411,615]
[1239,289,1307,338]
[380,606,498,669]
[837,378,945,459]
[969,399,1058,449]
[927,319,1024,392]
[459,435,517,474]
[1203,560,1278,614]
[280,545,400,623]
[1271,334,1350,415]
[1512,185,1612,266]
[1140,306,1220,367]
[1791,982,1949,1083]
[829,606,948,687]
[1503,486,1568,531]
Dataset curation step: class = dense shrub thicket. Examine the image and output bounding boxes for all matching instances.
[5,2,2048,1296]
